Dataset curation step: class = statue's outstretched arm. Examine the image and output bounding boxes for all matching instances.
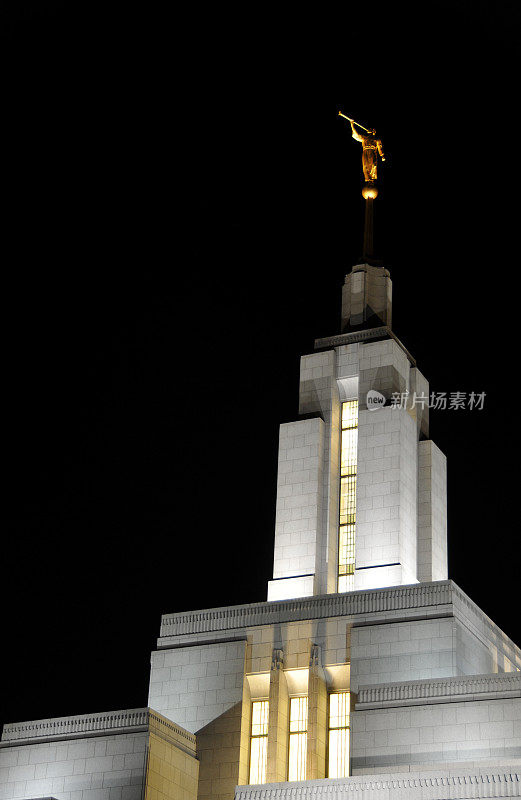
[351,121,363,142]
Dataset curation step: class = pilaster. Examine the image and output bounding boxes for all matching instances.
[268,417,325,602]
[355,405,418,589]
[266,649,289,783]
[306,645,327,780]
[417,439,448,582]
[298,349,341,596]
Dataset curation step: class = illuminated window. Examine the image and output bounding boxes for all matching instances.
[328,692,350,778]
[288,696,308,781]
[249,700,269,784]
[338,400,358,592]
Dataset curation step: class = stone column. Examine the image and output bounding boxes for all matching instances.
[266,649,289,783]
[306,644,327,780]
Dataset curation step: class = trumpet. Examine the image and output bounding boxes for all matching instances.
[338,112,373,134]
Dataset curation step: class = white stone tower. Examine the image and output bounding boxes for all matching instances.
[268,260,447,601]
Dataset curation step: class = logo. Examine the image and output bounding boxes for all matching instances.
[367,389,385,410]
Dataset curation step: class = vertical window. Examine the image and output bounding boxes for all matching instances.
[338,400,358,592]
[288,696,308,781]
[328,692,349,778]
[328,692,350,778]
[249,700,269,784]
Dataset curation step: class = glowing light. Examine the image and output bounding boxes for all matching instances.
[338,401,358,591]
[362,184,378,199]
[288,696,308,781]
[328,692,350,778]
[249,700,269,784]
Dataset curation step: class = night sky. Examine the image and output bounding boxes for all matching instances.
[1,2,520,733]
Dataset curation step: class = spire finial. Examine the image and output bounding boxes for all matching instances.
[339,111,386,263]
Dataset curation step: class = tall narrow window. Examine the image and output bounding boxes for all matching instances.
[328,692,350,778]
[338,400,358,592]
[288,696,308,781]
[249,700,269,784]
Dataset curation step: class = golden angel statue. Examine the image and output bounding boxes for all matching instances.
[350,121,385,183]
[338,113,385,184]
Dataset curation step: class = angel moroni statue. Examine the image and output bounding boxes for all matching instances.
[350,121,385,187]
[339,111,386,259]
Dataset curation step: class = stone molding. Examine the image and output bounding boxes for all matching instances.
[0,707,196,755]
[315,325,391,348]
[356,673,521,710]
[160,581,453,639]
[234,770,521,799]
[158,582,521,671]
[1,708,148,745]
[313,326,416,367]
[148,709,197,756]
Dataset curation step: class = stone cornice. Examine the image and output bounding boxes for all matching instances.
[314,326,416,367]
[0,708,196,756]
[356,673,521,710]
[148,709,197,756]
[158,582,521,669]
[0,708,148,746]
[315,325,391,349]
[234,770,521,799]
[160,581,452,640]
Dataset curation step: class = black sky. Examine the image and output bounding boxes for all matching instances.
[1,2,520,731]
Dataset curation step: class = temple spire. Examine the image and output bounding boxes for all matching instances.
[338,112,391,332]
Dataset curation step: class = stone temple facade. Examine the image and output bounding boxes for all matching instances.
[1,262,521,800]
